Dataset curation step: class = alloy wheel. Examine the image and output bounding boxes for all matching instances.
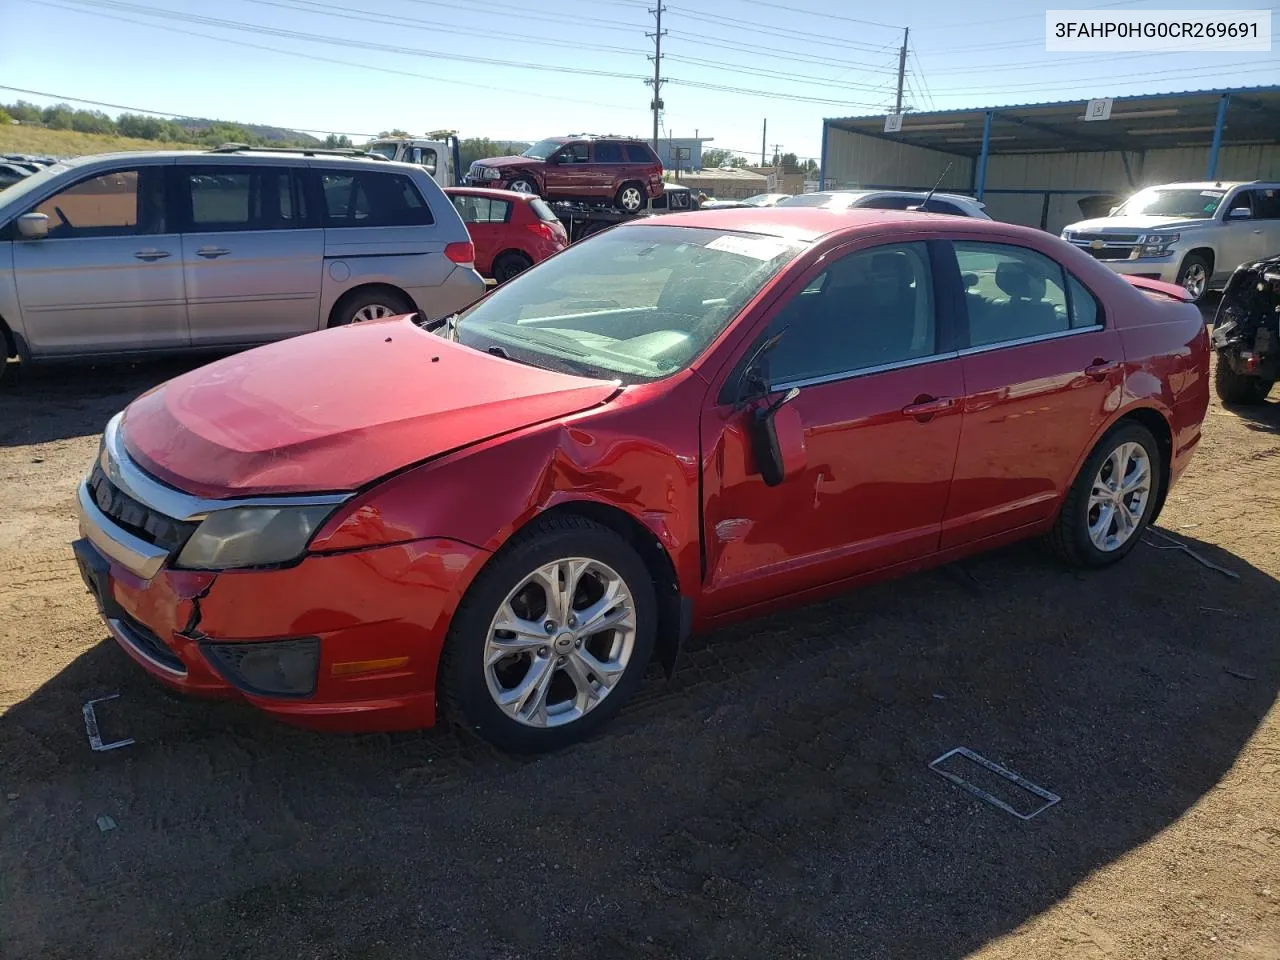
[1181,263,1207,300]
[620,187,643,211]
[351,303,397,323]
[483,558,637,728]
[1087,441,1152,552]
[509,179,535,194]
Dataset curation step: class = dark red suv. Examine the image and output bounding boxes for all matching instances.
[467,136,664,212]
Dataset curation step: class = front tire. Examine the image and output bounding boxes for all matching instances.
[507,177,538,196]
[438,515,656,753]
[1214,352,1273,404]
[1176,252,1213,304]
[1049,422,1162,568]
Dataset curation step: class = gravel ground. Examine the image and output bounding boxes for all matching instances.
[1,352,1278,960]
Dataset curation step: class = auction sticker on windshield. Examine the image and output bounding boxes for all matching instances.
[705,234,796,261]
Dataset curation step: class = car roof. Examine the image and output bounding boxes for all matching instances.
[629,206,1019,242]
[1143,181,1254,190]
[31,150,421,171]
[444,186,539,202]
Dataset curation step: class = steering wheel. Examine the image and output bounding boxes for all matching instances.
[54,206,73,230]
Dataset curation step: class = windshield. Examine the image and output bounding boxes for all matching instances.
[455,225,806,383]
[521,139,566,160]
[366,143,399,160]
[1113,187,1225,219]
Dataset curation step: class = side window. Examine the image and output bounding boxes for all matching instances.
[762,241,936,385]
[955,241,1072,347]
[857,195,914,210]
[1067,275,1101,329]
[921,199,964,216]
[1252,188,1280,220]
[450,195,511,223]
[320,172,434,227]
[1225,190,1255,218]
[183,166,305,231]
[31,169,160,238]
[408,147,438,175]
[557,143,589,164]
[593,142,623,163]
[624,144,654,164]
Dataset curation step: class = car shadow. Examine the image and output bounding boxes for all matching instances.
[2,531,1277,959]
[1219,394,1280,435]
[0,358,212,447]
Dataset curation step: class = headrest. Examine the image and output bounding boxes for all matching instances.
[995,261,1033,299]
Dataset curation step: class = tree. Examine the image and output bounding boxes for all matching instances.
[700,148,747,169]
[378,128,410,138]
[7,101,41,123]
[0,107,11,125]
[780,152,800,174]
[70,110,117,135]
[425,129,457,139]
[803,158,819,175]
[41,104,75,129]
[324,134,353,148]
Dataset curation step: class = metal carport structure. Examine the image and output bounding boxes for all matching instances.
[819,86,1280,233]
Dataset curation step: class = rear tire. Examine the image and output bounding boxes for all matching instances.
[492,251,534,284]
[1048,421,1162,569]
[328,288,415,328]
[1176,252,1213,304]
[438,515,656,753]
[1215,352,1273,404]
[615,182,645,213]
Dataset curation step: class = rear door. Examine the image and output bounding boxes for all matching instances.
[449,193,512,275]
[941,238,1123,548]
[11,162,187,355]
[177,163,324,345]
[587,141,624,198]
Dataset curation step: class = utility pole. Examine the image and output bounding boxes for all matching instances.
[894,26,909,116]
[760,118,766,166]
[647,1,666,150]
[771,143,783,167]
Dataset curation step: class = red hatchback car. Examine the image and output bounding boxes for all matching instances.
[74,209,1209,752]
[444,187,568,283]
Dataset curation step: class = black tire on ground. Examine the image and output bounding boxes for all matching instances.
[1175,252,1213,304]
[328,288,415,328]
[615,181,645,213]
[492,252,534,284]
[507,177,538,196]
[1048,420,1163,569]
[438,514,657,753]
[1214,352,1273,404]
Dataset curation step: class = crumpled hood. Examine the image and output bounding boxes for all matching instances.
[476,155,544,170]
[121,318,619,499]
[1067,215,1208,233]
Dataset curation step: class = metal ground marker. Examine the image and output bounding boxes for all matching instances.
[83,695,134,752]
[929,746,1060,820]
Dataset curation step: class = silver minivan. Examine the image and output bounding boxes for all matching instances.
[0,146,486,380]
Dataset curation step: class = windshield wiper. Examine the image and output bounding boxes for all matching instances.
[420,312,458,335]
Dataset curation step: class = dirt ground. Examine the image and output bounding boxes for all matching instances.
[2,346,1279,960]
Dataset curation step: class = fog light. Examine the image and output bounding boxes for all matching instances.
[204,638,320,698]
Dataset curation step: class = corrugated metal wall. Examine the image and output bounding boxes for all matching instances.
[823,129,971,190]
[824,124,1280,234]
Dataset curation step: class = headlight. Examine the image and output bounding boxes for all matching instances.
[1139,232,1180,257]
[1061,229,1074,240]
[477,167,501,180]
[175,505,336,570]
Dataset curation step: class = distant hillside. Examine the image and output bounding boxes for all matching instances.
[0,125,199,157]
[174,118,321,146]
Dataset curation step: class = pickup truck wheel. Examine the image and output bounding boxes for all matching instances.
[492,251,533,284]
[507,177,537,195]
[1215,352,1274,404]
[438,515,656,753]
[1176,253,1212,303]
[1048,422,1162,569]
[615,182,645,213]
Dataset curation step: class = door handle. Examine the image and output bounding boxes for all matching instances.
[1084,359,1122,382]
[134,249,170,261]
[196,246,231,259]
[902,395,955,420]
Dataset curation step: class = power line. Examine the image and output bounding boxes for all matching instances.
[732,0,902,31]
[665,5,899,52]
[918,45,1272,76]
[933,60,1280,96]
[665,54,898,93]
[664,32,896,72]
[916,0,1156,31]
[664,76,886,108]
[395,0,648,33]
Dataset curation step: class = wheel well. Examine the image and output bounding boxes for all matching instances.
[1117,407,1174,523]
[327,283,416,327]
[532,500,685,673]
[617,180,643,194]
[1181,247,1215,274]
[494,249,533,265]
[0,314,16,360]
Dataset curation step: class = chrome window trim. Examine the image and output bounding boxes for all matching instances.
[958,324,1104,358]
[773,350,960,391]
[101,413,351,523]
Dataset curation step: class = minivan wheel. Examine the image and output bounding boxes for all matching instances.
[439,515,656,753]
[1049,422,1162,568]
[507,177,537,195]
[329,288,415,327]
[615,182,645,213]
[1214,352,1273,404]
[492,251,533,284]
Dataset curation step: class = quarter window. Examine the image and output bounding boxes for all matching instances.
[320,171,434,227]
[955,241,1094,347]
[30,169,165,238]
[623,144,654,163]
[593,142,623,163]
[183,166,307,231]
[450,195,512,224]
[762,241,937,385]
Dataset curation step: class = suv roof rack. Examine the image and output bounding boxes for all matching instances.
[207,143,389,160]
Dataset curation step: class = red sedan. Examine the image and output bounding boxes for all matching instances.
[74,208,1209,752]
[444,186,568,283]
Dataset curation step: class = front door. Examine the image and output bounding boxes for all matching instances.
[177,164,324,345]
[700,240,965,618]
[547,142,592,199]
[11,165,187,356]
[1218,189,1265,284]
[942,239,1124,547]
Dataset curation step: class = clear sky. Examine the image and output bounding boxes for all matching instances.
[3,0,1277,161]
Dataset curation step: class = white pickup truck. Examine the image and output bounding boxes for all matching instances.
[365,136,462,188]
[1060,181,1280,304]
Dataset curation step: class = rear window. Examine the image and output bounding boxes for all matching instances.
[529,198,559,223]
[624,143,656,164]
[320,171,433,227]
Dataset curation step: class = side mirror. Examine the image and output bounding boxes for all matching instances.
[1228,206,1252,220]
[748,387,802,486]
[16,212,48,239]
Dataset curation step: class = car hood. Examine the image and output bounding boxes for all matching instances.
[120,318,620,499]
[476,155,545,170]
[1067,215,1209,232]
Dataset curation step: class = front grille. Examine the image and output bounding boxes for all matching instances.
[117,612,186,673]
[87,465,197,555]
[1074,232,1141,244]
